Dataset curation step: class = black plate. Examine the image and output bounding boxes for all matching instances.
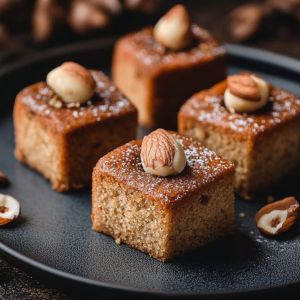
[1,39,300,298]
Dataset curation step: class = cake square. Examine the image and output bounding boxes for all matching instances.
[92,132,235,261]
[178,79,300,199]
[14,70,137,191]
[112,25,227,129]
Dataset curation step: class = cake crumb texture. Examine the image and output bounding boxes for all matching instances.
[92,134,235,261]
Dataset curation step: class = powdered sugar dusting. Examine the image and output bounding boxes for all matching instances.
[183,86,300,137]
[125,25,225,68]
[98,134,234,205]
[19,71,136,132]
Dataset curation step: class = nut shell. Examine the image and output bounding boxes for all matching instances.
[141,129,175,169]
[224,73,269,113]
[255,196,299,236]
[0,194,20,226]
[140,129,186,177]
[228,74,260,101]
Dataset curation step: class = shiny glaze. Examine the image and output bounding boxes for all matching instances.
[16,71,137,133]
[118,25,226,73]
[180,81,300,139]
[96,133,234,207]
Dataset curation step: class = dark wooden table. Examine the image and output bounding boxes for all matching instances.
[1,1,299,299]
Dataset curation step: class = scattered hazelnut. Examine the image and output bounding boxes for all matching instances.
[224,73,269,113]
[140,128,186,177]
[228,4,265,42]
[0,171,9,186]
[153,4,192,51]
[46,61,96,104]
[69,0,111,34]
[32,0,66,43]
[0,194,20,226]
[255,196,299,236]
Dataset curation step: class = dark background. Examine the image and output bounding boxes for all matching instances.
[1,0,300,299]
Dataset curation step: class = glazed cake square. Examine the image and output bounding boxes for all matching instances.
[14,71,137,192]
[92,133,235,261]
[112,25,227,129]
[178,80,300,198]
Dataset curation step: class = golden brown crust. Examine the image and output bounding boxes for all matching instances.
[92,158,235,261]
[179,80,300,141]
[113,24,227,129]
[15,70,137,134]
[115,25,226,75]
[14,70,138,192]
[95,132,235,208]
[13,98,70,191]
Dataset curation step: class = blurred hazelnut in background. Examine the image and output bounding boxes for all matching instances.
[227,0,300,42]
[0,0,167,49]
[1,0,300,60]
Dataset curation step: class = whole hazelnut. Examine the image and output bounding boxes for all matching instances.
[46,61,96,104]
[140,129,187,177]
[153,5,192,51]
[0,194,20,226]
[224,73,269,113]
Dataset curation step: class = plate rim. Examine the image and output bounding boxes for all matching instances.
[1,40,300,297]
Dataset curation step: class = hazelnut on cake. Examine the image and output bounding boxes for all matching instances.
[14,62,137,192]
[178,73,300,199]
[92,129,235,261]
[112,4,227,129]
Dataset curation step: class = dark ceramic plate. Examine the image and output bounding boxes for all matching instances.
[1,39,300,298]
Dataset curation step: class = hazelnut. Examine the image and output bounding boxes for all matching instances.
[69,0,111,34]
[255,196,299,236]
[33,0,66,43]
[0,194,20,226]
[46,61,96,104]
[224,73,269,113]
[153,4,192,51]
[228,4,264,42]
[140,128,186,177]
